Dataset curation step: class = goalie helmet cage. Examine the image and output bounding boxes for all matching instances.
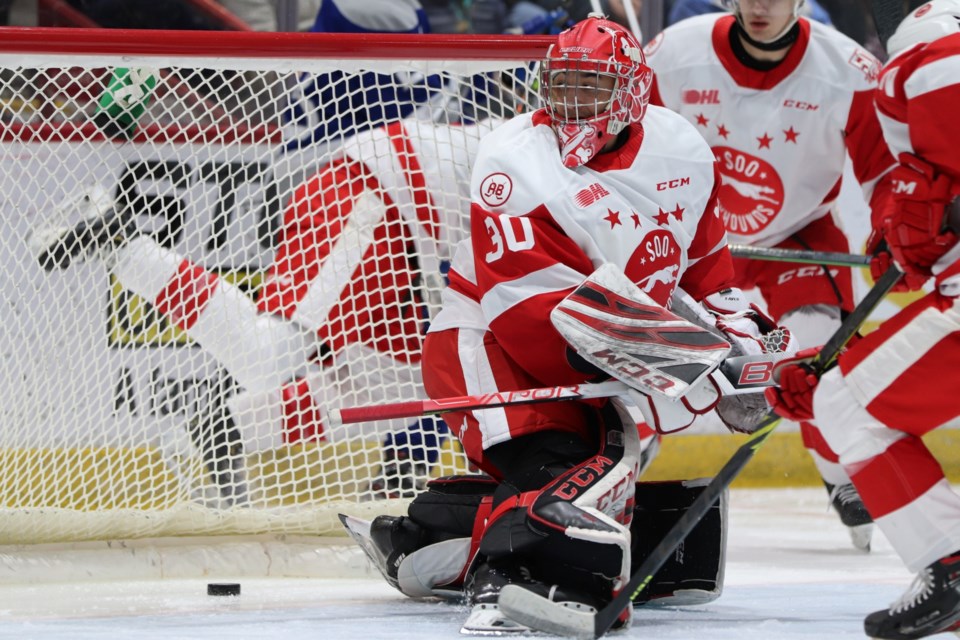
[0,27,548,580]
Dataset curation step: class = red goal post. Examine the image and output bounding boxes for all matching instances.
[0,27,548,573]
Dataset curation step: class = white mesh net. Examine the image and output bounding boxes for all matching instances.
[0,31,543,545]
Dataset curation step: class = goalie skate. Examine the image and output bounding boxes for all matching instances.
[30,184,132,271]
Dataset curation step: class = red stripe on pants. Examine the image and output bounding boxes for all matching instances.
[848,436,944,519]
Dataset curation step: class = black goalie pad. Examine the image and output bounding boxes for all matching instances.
[407,474,498,540]
[631,477,728,606]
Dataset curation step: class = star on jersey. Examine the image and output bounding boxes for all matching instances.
[655,207,671,226]
[695,113,709,127]
[717,124,730,139]
[757,133,773,149]
[670,204,685,221]
[631,211,642,228]
[784,126,800,143]
[604,208,622,228]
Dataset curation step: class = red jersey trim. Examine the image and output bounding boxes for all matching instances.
[712,15,811,91]
[529,109,645,172]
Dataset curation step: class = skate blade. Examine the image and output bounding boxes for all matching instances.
[848,522,874,552]
[338,513,395,586]
[460,603,539,636]
[497,585,597,640]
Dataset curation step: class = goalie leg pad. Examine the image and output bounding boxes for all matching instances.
[341,474,498,599]
[631,477,728,606]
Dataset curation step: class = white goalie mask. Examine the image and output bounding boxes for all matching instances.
[722,0,806,43]
[887,0,960,57]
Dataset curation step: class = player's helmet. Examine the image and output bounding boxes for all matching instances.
[887,0,960,57]
[722,0,805,44]
[539,14,653,168]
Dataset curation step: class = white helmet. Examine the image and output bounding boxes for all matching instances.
[887,0,960,56]
[722,0,805,44]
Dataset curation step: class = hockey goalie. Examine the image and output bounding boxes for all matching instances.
[342,14,798,634]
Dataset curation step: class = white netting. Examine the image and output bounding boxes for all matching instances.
[0,30,543,544]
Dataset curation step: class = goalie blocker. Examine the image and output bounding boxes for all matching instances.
[340,474,727,612]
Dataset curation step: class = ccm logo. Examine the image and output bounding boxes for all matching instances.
[739,361,774,385]
[657,177,690,191]
[783,99,819,111]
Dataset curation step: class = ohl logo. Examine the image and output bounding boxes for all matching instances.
[682,89,720,105]
[574,183,611,208]
[714,145,785,236]
[624,228,681,306]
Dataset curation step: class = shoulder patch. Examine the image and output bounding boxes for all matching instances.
[479,172,513,208]
[848,48,880,83]
[644,32,664,57]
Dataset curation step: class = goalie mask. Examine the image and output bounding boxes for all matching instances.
[722,0,805,46]
[887,1,960,57]
[539,14,652,168]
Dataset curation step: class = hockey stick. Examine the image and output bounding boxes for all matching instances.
[497,264,905,639]
[871,0,906,52]
[729,244,871,268]
[329,353,785,426]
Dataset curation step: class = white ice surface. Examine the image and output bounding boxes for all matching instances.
[0,488,926,640]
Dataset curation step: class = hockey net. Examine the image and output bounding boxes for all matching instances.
[0,28,547,548]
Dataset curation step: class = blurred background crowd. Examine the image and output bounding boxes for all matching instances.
[3,0,884,59]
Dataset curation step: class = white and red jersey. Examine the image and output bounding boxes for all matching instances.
[875,32,960,285]
[811,34,960,574]
[645,14,894,247]
[257,117,500,362]
[433,107,734,388]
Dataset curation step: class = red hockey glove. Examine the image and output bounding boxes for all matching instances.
[763,347,822,422]
[866,228,927,292]
[880,153,959,279]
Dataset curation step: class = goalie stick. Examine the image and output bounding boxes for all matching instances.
[729,244,871,268]
[496,264,905,639]
[329,352,785,426]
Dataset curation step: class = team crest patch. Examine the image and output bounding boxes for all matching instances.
[625,228,681,306]
[714,145,784,236]
[480,172,513,207]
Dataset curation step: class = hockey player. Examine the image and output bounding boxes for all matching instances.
[29,0,481,505]
[411,14,797,633]
[766,2,960,638]
[643,0,898,550]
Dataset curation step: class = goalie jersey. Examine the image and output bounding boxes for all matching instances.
[432,107,735,387]
[645,14,893,247]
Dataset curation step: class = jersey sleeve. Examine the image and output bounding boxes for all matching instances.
[471,200,597,387]
[844,87,896,222]
[679,163,737,300]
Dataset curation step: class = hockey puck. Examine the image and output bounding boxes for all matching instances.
[207,583,241,596]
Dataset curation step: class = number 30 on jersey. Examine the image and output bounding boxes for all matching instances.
[484,214,534,263]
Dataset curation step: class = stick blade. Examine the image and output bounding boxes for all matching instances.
[497,585,597,640]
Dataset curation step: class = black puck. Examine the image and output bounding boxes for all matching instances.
[207,582,241,596]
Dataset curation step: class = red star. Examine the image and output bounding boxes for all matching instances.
[695,113,709,127]
[716,124,730,139]
[604,208,622,228]
[670,204,685,221]
[784,126,799,143]
[654,207,671,226]
[757,133,773,149]
[630,212,642,228]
